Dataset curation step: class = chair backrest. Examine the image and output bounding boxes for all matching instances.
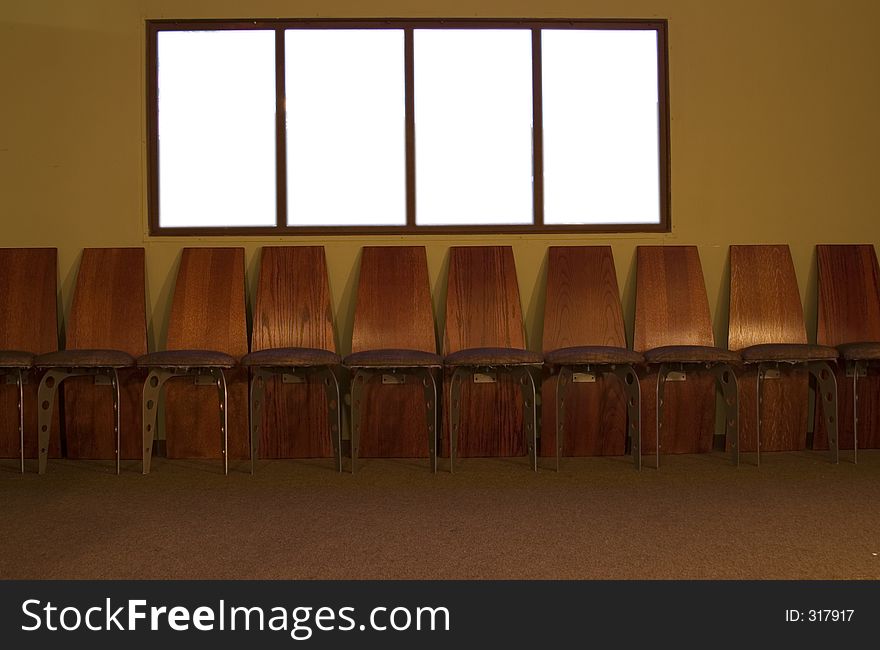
[728,244,806,349]
[67,248,147,354]
[0,248,59,459]
[252,246,336,353]
[166,247,248,357]
[164,247,248,460]
[542,246,626,351]
[633,246,714,351]
[0,248,58,354]
[64,248,147,459]
[444,246,526,353]
[541,246,629,457]
[351,246,435,353]
[817,244,880,345]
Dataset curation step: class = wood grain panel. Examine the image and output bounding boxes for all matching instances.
[252,246,334,458]
[258,380,332,458]
[443,246,526,352]
[816,245,880,345]
[729,245,807,348]
[351,247,435,355]
[164,248,248,460]
[252,247,335,352]
[815,244,880,450]
[63,248,146,460]
[541,246,627,457]
[729,245,809,451]
[0,248,61,460]
[634,246,715,454]
[357,381,430,458]
[443,246,528,457]
[351,246,435,458]
[634,246,714,350]
[541,377,627,456]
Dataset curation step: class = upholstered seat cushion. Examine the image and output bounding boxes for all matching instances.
[444,347,543,367]
[241,347,340,368]
[0,350,34,368]
[739,343,838,363]
[643,345,741,364]
[344,349,442,368]
[837,341,880,361]
[544,346,644,366]
[137,350,237,369]
[34,349,136,368]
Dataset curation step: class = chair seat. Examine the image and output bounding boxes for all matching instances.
[644,345,741,365]
[739,343,838,363]
[241,347,340,368]
[344,349,442,368]
[137,350,237,369]
[444,347,543,367]
[544,346,644,366]
[837,341,880,361]
[34,349,136,369]
[0,350,34,368]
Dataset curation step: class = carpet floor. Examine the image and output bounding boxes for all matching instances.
[1,450,878,580]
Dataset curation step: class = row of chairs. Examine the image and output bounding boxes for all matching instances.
[1,244,878,476]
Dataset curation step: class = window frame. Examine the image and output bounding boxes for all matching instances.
[146,18,670,236]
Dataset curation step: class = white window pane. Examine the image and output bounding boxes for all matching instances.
[542,30,660,225]
[158,31,276,228]
[286,30,405,226]
[415,30,533,226]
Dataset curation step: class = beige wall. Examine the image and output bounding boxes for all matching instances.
[2,0,879,355]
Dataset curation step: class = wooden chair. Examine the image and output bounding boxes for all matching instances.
[728,244,840,464]
[0,249,59,472]
[34,248,146,474]
[634,246,740,466]
[816,244,880,461]
[542,246,643,470]
[138,248,248,475]
[240,246,342,473]
[344,246,441,472]
[443,246,542,471]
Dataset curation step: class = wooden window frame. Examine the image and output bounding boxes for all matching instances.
[146,18,670,236]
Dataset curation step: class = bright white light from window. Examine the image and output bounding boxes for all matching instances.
[414,30,534,226]
[158,30,276,228]
[286,30,406,226]
[542,30,660,225]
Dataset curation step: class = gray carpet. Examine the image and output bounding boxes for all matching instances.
[1,451,878,580]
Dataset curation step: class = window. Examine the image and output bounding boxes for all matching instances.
[147,20,669,235]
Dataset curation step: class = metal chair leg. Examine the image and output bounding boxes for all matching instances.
[17,369,25,474]
[654,364,667,470]
[516,367,538,472]
[248,370,267,475]
[612,365,642,471]
[808,360,840,464]
[37,369,65,475]
[554,366,572,472]
[449,367,467,473]
[711,364,740,467]
[211,368,229,476]
[142,369,170,474]
[755,364,764,468]
[319,367,343,473]
[851,361,860,465]
[350,369,369,473]
[110,368,121,475]
[418,368,439,473]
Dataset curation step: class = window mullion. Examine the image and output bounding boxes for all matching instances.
[531,28,544,227]
[275,28,287,228]
[405,28,416,228]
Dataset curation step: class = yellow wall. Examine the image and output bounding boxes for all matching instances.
[2,0,879,355]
